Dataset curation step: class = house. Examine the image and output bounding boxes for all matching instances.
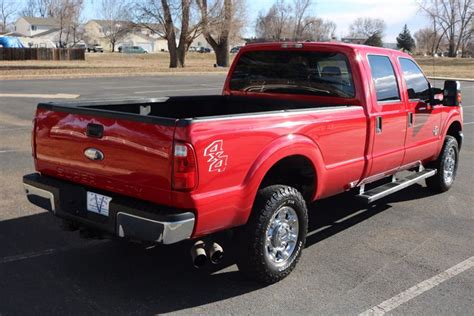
[14,17,59,37]
[84,20,169,52]
[117,32,169,53]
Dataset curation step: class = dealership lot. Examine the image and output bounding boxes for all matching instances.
[0,75,473,315]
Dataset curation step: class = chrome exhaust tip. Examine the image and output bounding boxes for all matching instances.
[208,242,224,264]
[190,240,207,268]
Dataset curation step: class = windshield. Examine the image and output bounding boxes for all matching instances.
[229,50,355,98]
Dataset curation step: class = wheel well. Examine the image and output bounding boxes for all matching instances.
[446,121,462,150]
[259,155,316,202]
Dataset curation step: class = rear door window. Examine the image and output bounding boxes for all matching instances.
[399,58,430,100]
[367,55,400,103]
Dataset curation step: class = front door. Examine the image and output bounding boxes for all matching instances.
[398,58,442,164]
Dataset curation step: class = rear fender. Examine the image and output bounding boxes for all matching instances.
[238,134,326,223]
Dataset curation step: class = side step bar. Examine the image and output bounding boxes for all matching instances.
[357,169,437,204]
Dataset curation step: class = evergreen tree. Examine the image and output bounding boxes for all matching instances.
[397,24,416,52]
[364,32,383,47]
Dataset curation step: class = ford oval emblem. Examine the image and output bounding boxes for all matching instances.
[84,148,104,161]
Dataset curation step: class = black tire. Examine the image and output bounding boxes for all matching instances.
[426,135,459,192]
[236,185,308,284]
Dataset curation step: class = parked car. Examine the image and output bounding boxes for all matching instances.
[23,42,463,284]
[87,44,103,53]
[189,46,198,52]
[230,46,242,53]
[121,46,148,54]
[72,43,87,50]
[197,46,211,53]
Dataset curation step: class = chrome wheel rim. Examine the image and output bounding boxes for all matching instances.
[265,206,299,267]
[443,147,456,185]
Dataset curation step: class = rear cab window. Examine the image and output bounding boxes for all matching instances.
[399,58,430,101]
[367,55,400,103]
[229,50,355,98]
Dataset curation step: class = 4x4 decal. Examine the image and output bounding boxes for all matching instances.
[204,140,228,172]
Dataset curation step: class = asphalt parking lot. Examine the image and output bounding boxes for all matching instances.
[0,75,473,315]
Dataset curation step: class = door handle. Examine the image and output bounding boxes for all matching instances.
[408,112,414,128]
[375,116,382,134]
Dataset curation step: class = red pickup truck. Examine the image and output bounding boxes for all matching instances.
[23,42,463,284]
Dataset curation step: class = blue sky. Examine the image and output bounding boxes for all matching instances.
[84,0,430,42]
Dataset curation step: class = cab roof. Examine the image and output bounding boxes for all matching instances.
[241,41,412,59]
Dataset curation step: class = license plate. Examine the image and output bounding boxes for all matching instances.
[86,192,112,216]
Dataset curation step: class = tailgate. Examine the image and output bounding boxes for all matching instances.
[34,105,176,206]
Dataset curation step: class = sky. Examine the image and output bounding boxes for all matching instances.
[26,0,431,43]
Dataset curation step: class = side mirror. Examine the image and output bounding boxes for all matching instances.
[443,80,461,106]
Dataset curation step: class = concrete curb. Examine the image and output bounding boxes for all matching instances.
[428,76,474,82]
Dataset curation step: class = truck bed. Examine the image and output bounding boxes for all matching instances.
[38,95,347,125]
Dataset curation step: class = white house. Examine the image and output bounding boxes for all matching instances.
[14,17,59,37]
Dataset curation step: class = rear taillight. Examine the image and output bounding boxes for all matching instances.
[172,142,198,191]
[31,118,37,158]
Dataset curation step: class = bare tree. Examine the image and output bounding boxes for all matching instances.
[460,20,473,55]
[0,0,17,32]
[198,0,246,67]
[255,0,292,40]
[300,18,336,41]
[135,0,201,68]
[418,0,473,57]
[51,0,84,47]
[21,0,50,17]
[349,17,386,38]
[100,0,131,52]
[292,0,312,40]
[415,27,439,54]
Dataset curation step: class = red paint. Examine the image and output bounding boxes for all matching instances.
[32,42,463,238]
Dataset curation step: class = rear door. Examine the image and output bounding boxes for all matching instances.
[366,54,407,176]
[398,57,442,164]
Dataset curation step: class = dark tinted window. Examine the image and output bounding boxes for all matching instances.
[229,51,355,98]
[368,55,400,102]
[399,58,430,100]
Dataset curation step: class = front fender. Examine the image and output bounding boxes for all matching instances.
[437,109,463,156]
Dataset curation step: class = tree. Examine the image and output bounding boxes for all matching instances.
[299,18,336,41]
[21,0,50,17]
[135,0,202,68]
[418,0,473,57]
[415,27,440,54]
[364,33,383,47]
[292,0,312,40]
[349,17,385,47]
[255,0,335,42]
[0,0,17,32]
[397,24,416,52]
[255,0,291,40]
[349,17,386,38]
[52,0,84,47]
[198,0,246,67]
[100,0,131,52]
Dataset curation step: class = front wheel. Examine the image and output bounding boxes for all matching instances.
[236,185,308,284]
[426,135,459,192]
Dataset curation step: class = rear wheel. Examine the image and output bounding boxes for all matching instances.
[236,185,308,284]
[426,136,459,192]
